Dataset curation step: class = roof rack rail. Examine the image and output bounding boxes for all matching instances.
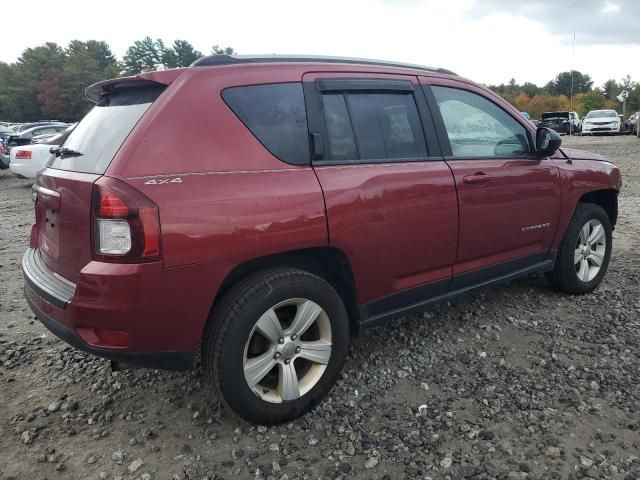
[190,54,457,76]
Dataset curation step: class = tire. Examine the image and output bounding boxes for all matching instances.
[546,203,612,294]
[202,267,349,424]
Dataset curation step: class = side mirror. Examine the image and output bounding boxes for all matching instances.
[535,127,562,158]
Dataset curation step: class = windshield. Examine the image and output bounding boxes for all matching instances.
[586,110,618,119]
[48,86,164,174]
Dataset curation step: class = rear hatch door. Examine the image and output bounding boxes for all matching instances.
[33,77,172,283]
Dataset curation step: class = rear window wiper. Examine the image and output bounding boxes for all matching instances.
[50,147,83,158]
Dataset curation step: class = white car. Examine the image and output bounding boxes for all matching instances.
[9,127,73,179]
[581,109,620,135]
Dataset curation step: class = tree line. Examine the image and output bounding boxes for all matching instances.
[0,38,234,122]
[489,71,640,119]
[1,39,637,123]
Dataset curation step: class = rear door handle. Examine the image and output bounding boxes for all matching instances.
[463,172,492,184]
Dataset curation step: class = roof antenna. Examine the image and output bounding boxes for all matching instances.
[568,33,576,163]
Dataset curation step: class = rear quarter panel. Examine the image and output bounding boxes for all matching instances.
[103,66,329,350]
[107,67,329,269]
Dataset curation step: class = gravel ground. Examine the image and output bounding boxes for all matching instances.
[1,135,639,480]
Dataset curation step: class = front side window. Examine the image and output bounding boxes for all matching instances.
[431,86,530,158]
[222,83,309,165]
[321,91,427,161]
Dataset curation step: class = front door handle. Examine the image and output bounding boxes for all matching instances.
[463,172,492,184]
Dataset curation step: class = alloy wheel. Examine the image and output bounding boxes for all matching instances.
[243,298,332,403]
[574,219,606,282]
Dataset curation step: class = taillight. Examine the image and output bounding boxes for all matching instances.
[91,177,161,263]
[16,150,32,159]
[0,144,4,154]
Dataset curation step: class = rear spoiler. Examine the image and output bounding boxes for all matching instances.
[85,69,186,104]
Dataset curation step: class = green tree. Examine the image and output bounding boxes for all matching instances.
[170,40,203,67]
[0,61,21,120]
[521,82,542,97]
[8,43,66,121]
[0,39,235,122]
[579,91,606,114]
[60,40,120,120]
[545,71,593,97]
[602,79,620,100]
[211,45,235,55]
[122,37,165,75]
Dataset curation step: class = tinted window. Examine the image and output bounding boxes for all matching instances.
[48,86,164,174]
[223,83,309,165]
[432,86,530,158]
[321,91,426,161]
[322,94,357,160]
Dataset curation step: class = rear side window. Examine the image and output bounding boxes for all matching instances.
[222,83,309,165]
[322,94,357,160]
[321,91,427,162]
[48,86,165,174]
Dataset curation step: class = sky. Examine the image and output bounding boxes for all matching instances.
[1,0,639,88]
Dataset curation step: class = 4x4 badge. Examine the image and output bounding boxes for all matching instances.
[144,177,182,185]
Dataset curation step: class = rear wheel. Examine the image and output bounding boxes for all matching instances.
[546,203,612,294]
[202,268,349,424]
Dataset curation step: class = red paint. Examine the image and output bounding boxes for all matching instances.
[25,60,621,359]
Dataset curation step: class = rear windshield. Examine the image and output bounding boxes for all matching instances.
[48,86,164,174]
[542,112,569,119]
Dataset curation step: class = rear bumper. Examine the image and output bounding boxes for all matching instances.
[9,161,37,179]
[25,290,194,370]
[21,247,215,371]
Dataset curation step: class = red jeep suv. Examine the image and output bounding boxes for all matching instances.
[23,55,621,424]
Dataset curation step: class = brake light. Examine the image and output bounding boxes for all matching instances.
[0,144,4,154]
[99,194,128,217]
[16,150,32,159]
[91,177,161,263]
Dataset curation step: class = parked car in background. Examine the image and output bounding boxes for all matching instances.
[623,112,638,135]
[0,122,22,130]
[31,124,76,144]
[10,126,74,179]
[1,124,69,167]
[14,120,64,133]
[0,124,15,138]
[582,110,621,135]
[23,55,621,425]
[539,111,581,134]
[0,126,14,166]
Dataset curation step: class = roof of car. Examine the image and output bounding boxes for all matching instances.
[190,54,458,76]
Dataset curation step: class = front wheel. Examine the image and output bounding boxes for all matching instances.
[546,203,612,294]
[202,268,349,424]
